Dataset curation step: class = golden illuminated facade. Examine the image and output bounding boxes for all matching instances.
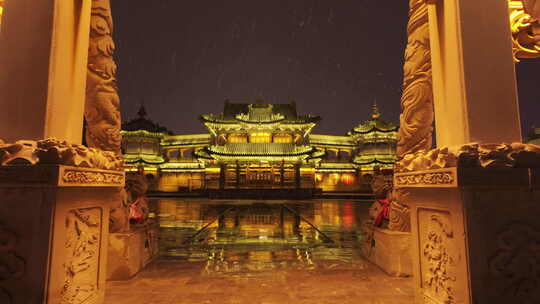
[122,101,398,193]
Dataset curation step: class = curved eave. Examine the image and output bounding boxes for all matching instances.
[193,150,214,160]
[195,146,320,162]
[205,147,318,157]
[123,159,165,165]
[199,115,237,125]
[234,116,286,124]
[123,154,165,165]
[200,115,320,126]
[121,130,166,139]
[350,126,398,135]
[202,155,312,162]
[353,158,395,166]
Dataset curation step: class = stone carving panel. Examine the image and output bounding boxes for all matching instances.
[0,223,25,304]
[395,170,455,187]
[396,0,434,158]
[489,223,540,303]
[61,168,124,186]
[61,208,102,304]
[418,210,456,304]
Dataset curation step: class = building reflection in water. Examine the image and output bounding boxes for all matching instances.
[156,199,370,276]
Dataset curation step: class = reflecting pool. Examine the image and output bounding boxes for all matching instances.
[106,199,414,304]
[156,199,372,275]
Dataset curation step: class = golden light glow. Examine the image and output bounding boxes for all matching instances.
[205,167,221,173]
[330,173,340,185]
[228,133,248,143]
[249,132,271,143]
[273,133,293,143]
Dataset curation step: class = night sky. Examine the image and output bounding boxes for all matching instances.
[111,1,540,138]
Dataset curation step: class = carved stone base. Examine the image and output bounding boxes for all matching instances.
[0,165,123,304]
[107,226,159,281]
[396,166,540,304]
[362,226,413,277]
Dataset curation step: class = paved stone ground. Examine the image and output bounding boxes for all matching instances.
[105,258,414,304]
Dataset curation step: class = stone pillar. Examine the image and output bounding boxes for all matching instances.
[0,0,92,143]
[294,163,301,189]
[428,0,521,146]
[394,1,538,303]
[219,163,226,190]
[235,161,240,189]
[280,161,285,187]
[0,162,124,304]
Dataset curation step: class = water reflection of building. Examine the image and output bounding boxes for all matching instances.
[121,100,398,193]
[157,199,362,271]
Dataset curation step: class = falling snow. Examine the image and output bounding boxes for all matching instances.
[111,1,540,136]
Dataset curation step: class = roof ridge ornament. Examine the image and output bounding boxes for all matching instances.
[372,103,381,119]
[137,105,147,118]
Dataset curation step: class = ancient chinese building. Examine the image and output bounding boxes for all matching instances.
[121,101,398,193]
[348,105,398,172]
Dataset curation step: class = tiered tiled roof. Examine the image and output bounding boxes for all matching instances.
[122,105,172,134]
[200,101,321,125]
[348,105,398,135]
[162,134,211,147]
[309,134,355,147]
[195,143,322,162]
[210,143,313,155]
[123,153,165,165]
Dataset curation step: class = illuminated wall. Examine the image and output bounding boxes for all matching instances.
[228,133,248,143]
[273,133,293,143]
[249,132,272,143]
[158,172,204,192]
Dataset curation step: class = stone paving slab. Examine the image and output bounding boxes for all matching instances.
[105,258,414,304]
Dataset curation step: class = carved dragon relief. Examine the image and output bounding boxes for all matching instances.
[0,138,123,171]
[383,0,435,233]
[85,0,122,154]
[397,0,434,159]
[86,0,130,233]
[61,208,102,304]
[396,143,540,172]
[510,0,540,61]
[0,223,25,304]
